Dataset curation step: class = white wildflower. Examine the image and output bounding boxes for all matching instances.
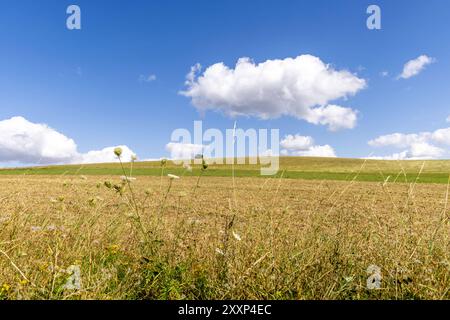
[232,231,242,241]
[63,265,82,290]
[31,226,42,232]
[120,176,136,182]
[366,264,382,290]
[215,248,225,256]
[168,174,179,180]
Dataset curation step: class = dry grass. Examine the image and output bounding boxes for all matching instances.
[0,172,449,300]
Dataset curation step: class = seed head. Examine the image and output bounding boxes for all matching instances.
[114,147,123,158]
[168,174,179,180]
[160,158,167,166]
[202,159,208,170]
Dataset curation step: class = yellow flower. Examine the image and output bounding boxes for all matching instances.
[1,283,11,292]
[108,244,120,254]
[19,279,29,286]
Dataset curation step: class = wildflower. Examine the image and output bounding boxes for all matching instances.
[19,279,29,286]
[366,264,382,290]
[31,226,42,232]
[344,276,354,283]
[215,248,225,256]
[0,215,11,224]
[168,174,179,180]
[120,175,136,182]
[104,181,112,189]
[160,158,167,166]
[131,154,137,162]
[62,265,82,291]
[114,147,123,158]
[232,231,242,241]
[1,283,11,293]
[108,244,120,254]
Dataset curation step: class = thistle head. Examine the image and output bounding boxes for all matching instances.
[114,147,123,158]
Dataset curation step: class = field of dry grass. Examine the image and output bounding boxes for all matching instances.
[1,165,449,300]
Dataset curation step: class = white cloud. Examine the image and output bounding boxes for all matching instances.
[0,116,79,164]
[431,128,450,145]
[0,116,136,166]
[380,71,389,77]
[165,142,205,160]
[181,54,366,131]
[368,125,450,160]
[446,116,450,123]
[294,145,336,157]
[139,74,157,82]
[80,145,136,164]
[280,134,336,158]
[398,55,435,80]
[280,134,314,151]
[305,104,358,131]
[368,132,430,148]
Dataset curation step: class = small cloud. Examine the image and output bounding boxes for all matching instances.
[398,55,435,80]
[446,116,450,123]
[368,126,450,160]
[165,142,205,160]
[380,71,389,77]
[280,134,337,157]
[138,74,157,83]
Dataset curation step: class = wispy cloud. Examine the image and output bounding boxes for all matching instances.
[398,55,435,80]
[138,74,157,83]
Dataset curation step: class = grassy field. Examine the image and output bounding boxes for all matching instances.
[0,156,449,300]
[1,156,450,184]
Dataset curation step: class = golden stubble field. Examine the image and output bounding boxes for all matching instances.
[0,174,449,300]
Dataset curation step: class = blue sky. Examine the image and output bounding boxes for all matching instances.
[0,0,449,164]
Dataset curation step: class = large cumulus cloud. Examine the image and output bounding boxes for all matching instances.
[180,55,366,131]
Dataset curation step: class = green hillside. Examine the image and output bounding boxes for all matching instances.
[1,157,449,184]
